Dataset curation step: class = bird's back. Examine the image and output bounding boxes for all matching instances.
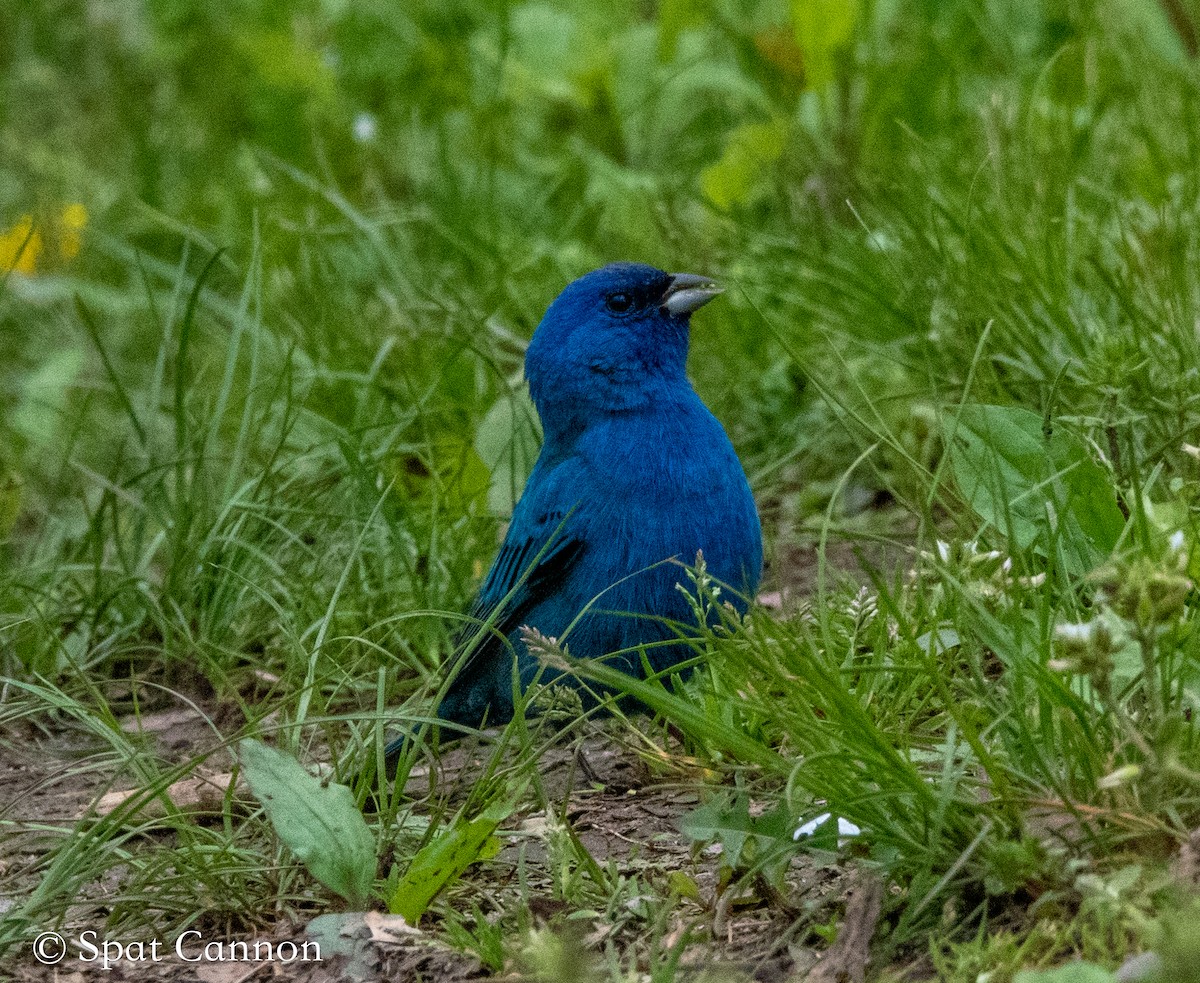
[438,391,761,727]
[402,262,762,743]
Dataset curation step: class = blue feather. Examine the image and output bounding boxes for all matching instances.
[385,262,761,761]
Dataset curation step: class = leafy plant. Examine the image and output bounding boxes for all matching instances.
[946,404,1126,574]
[240,739,376,909]
[680,790,794,884]
[386,793,518,924]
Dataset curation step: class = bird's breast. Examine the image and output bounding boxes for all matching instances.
[570,405,760,584]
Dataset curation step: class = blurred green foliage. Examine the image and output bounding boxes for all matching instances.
[3,2,1200,971]
[2,0,1199,686]
[1,0,1197,653]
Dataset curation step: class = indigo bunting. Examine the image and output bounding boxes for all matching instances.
[390,263,761,753]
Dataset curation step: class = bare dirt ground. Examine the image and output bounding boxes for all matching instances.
[2,533,908,982]
[2,718,861,983]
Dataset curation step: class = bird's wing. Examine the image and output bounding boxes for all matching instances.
[467,507,585,637]
[438,463,587,708]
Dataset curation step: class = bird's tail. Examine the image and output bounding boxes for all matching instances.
[381,731,411,773]
[373,682,496,779]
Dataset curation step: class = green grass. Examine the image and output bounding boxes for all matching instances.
[3,0,1200,979]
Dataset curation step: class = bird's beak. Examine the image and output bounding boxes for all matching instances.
[660,273,723,317]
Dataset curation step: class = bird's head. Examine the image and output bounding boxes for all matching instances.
[524,263,722,430]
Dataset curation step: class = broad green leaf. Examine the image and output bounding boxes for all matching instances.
[387,795,516,923]
[238,31,335,101]
[239,739,375,908]
[700,121,786,210]
[946,405,1125,575]
[791,0,860,88]
[680,795,751,867]
[12,348,85,449]
[1013,963,1116,983]
[498,4,585,107]
[667,870,702,901]
[475,388,541,517]
[679,792,791,869]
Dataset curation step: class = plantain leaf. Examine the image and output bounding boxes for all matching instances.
[240,739,375,908]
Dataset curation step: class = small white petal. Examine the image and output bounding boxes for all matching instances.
[1055,621,1095,643]
[866,230,896,253]
[793,812,832,840]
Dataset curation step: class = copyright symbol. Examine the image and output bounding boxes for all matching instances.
[33,931,67,965]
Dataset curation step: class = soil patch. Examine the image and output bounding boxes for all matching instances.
[3,717,853,982]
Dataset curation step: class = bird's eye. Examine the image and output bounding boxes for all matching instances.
[605,292,634,313]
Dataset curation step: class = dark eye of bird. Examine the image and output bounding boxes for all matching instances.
[605,292,634,313]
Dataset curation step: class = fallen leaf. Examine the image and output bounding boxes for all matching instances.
[363,910,421,944]
[92,771,240,820]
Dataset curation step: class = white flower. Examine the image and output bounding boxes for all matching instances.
[353,112,378,143]
[1054,621,1096,645]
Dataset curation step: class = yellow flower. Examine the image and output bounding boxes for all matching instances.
[0,204,88,274]
[0,215,43,275]
[59,202,88,260]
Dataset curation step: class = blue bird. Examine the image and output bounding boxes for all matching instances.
[388,263,761,757]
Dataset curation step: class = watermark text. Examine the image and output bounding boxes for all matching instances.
[32,930,322,970]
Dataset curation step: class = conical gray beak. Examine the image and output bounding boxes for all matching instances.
[660,272,723,316]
